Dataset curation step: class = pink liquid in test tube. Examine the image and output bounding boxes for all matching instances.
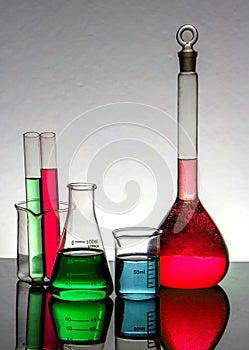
[40,133,60,279]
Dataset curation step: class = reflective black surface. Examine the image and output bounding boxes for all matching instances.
[1,259,249,349]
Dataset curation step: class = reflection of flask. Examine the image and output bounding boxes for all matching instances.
[50,183,113,301]
[16,281,56,350]
[115,294,160,350]
[160,286,230,350]
[49,297,113,346]
[159,25,229,288]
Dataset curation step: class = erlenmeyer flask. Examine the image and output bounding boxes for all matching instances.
[159,25,229,288]
[50,183,113,301]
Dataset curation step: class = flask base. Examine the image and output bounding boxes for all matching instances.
[160,255,228,289]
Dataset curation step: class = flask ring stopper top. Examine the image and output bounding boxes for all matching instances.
[177,24,199,49]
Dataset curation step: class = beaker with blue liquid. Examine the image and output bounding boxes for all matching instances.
[113,227,161,296]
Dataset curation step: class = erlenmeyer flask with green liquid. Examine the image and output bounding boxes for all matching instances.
[50,183,113,301]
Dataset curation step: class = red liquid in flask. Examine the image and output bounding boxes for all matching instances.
[41,168,60,279]
[159,26,229,289]
[159,160,229,289]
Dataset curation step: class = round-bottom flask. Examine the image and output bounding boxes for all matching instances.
[50,183,113,301]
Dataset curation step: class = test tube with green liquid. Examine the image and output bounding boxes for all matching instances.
[23,131,43,280]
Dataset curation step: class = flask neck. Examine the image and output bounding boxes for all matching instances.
[177,72,198,159]
[60,183,104,251]
[68,183,96,217]
[177,70,198,201]
[177,158,198,200]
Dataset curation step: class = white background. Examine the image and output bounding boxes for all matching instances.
[0,0,248,260]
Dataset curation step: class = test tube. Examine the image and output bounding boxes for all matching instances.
[23,131,43,280]
[40,132,60,279]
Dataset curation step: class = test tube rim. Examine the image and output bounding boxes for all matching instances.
[40,131,56,138]
[23,131,40,139]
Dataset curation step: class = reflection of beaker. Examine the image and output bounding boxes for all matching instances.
[113,228,160,296]
[15,201,68,283]
[16,281,56,350]
[50,183,113,301]
[160,286,230,350]
[49,297,113,347]
[115,294,160,350]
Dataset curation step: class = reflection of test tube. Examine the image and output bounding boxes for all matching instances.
[23,131,43,280]
[16,281,57,350]
[40,132,60,279]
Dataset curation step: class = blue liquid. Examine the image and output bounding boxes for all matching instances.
[115,295,160,339]
[115,254,159,295]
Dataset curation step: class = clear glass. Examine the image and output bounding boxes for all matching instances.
[23,132,43,280]
[112,227,161,296]
[15,281,56,350]
[15,200,68,283]
[159,286,230,349]
[49,297,113,347]
[50,183,113,301]
[159,25,229,289]
[40,132,60,279]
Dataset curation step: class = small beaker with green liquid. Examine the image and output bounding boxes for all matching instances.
[50,183,113,301]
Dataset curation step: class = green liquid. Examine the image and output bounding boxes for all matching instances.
[25,178,44,280]
[26,286,44,349]
[49,298,113,344]
[50,248,113,301]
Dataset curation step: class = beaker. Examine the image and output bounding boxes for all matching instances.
[50,183,113,301]
[15,200,68,283]
[112,227,161,296]
[49,297,113,347]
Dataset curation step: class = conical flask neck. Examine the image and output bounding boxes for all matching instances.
[61,183,104,251]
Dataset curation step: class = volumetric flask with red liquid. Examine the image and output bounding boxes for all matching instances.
[159,25,229,289]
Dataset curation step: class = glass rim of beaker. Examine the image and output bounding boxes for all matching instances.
[112,226,162,239]
[14,200,68,217]
[67,182,97,191]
